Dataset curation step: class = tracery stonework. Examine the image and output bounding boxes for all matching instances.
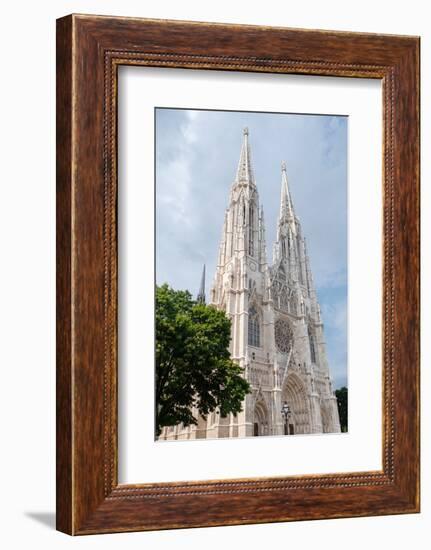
[160,128,341,440]
[274,319,293,354]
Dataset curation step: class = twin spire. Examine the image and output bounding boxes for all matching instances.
[197,128,297,300]
[236,128,295,220]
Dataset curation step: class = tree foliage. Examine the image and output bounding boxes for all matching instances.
[335,386,348,432]
[155,284,251,436]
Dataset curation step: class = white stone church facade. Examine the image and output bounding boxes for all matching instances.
[160,128,341,440]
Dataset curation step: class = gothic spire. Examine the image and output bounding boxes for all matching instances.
[273,162,302,270]
[279,161,295,221]
[234,127,255,186]
[197,264,206,304]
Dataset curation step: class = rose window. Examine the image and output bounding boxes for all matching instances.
[274,319,293,353]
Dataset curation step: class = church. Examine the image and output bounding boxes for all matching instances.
[160,128,341,440]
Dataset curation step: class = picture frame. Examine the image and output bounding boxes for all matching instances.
[56,14,420,535]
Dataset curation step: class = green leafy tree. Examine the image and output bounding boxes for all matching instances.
[335,386,348,432]
[155,284,251,436]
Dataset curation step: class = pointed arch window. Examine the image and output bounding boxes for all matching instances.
[248,305,260,348]
[297,240,304,284]
[281,238,286,258]
[249,205,254,256]
[308,325,317,363]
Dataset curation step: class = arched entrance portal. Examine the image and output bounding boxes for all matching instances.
[282,373,312,434]
[253,399,269,436]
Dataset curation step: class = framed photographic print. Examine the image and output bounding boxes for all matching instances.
[56,14,420,535]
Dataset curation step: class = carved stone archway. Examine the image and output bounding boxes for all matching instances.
[282,372,312,434]
[253,398,269,436]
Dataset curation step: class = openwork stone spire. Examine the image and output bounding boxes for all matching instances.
[279,161,295,222]
[234,127,255,186]
[211,128,268,306]
[273,161,310,291]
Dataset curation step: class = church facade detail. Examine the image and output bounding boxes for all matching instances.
[160,128,341,440]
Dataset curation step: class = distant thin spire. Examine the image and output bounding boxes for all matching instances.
[234,127,255,185]
[197,264,206,304]
[279,161,295,220]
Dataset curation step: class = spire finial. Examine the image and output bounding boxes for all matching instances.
[281,160,287,172]
[243,127,249,136]
[197,264,206,304]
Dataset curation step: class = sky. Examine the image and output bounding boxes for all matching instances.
[155,108,348,389]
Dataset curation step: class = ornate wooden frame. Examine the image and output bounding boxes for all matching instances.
[56,14,420,535]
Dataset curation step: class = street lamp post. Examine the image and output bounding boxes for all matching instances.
[281,401,291,435]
